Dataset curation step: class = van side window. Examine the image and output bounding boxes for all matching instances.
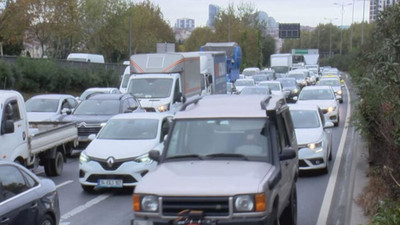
[173,79,180,103]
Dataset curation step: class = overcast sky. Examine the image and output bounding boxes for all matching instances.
[133,0,370,27]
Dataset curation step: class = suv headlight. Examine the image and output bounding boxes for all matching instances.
[234,195,254,212]
[79,152,90,163]
[133,195,158,212]
[293,88,298,94]
[307,141,323,152]
[134,153,153,164]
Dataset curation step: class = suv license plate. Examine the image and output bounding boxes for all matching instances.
[133,220,153,225]
[98,179,123,188]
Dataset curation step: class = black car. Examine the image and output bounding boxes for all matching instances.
[0,161,60,225]
[277,77,301,103]
[61,93,144,150]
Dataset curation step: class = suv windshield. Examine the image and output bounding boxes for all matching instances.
[128,78,173,98]
[98,119,159,140]
[319,79,340,86]
[73,99,120,115]
[166,118,270,162]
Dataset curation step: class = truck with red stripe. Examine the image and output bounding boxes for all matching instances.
[127,53,202,113]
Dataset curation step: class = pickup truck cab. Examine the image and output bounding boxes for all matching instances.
[132,95,298,225]
[0,90,78,176]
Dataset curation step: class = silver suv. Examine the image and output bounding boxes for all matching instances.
[132,95,299,225]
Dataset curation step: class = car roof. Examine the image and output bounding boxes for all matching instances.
[289,103,320,111]
[87,93,130,100]
[84,87,118,92]
[175,95,285,119]
[109,112,173,120]
[259,81,280,84]
[29,94,75,100]
[301,85,332,90]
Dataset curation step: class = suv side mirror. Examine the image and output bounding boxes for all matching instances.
[1,120,14,135]
[280,147,297,161]
[149,150,160,162]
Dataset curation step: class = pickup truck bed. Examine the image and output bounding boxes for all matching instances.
[29,122,78,155]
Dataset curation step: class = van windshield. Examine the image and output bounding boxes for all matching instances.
[128,78,173,98]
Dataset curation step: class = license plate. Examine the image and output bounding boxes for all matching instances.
[97,179,123,188]
[133,220,153,225]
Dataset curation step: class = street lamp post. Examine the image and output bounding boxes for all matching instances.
[334,2,352,55]
[324,18,338,57]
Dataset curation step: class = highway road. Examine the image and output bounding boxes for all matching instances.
[32,74,362,225]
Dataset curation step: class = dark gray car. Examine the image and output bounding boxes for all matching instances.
[61,93,144,150]
[0,161,60,225]
[277,77,301,103]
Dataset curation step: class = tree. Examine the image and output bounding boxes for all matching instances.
[183,27,215,51]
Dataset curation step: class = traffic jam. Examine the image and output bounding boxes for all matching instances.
[1,48,346,225]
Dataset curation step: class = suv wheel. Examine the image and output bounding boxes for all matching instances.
[280,184,297,225]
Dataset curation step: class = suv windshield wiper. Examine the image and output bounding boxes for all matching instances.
[166,154,205,160]
[204,153,249,160]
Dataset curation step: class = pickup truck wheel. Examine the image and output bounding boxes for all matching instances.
[280,184,297,225]
[44,151,64,177]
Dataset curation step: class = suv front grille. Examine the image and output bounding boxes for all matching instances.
[93,159,126,171]
[162,197,229,217]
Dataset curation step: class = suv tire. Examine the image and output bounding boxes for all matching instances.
[280,184,297,225]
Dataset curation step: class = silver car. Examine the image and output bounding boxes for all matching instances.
[290,104,334,173]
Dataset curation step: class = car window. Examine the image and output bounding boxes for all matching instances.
[26,99,59,113]
[0,165,31,202]
[290,110,321,129]
[73,99,120,115]
[97,119,159,140]
[4,100,21,121]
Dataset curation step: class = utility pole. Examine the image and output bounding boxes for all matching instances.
[361,0,366,45]
[129,16,132,57]
[334,2,352,55]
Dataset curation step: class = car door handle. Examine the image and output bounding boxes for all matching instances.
[30,202,38,209]
[1,217,10,224]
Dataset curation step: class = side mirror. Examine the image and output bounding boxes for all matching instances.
[61,108,72,115]
[88,134,96,141]
[174,93,183,103]
[149,150,160,162]
[1,120,14,135]
[280,147,297,161]
[336,95,341,100]
[324,121,335,128]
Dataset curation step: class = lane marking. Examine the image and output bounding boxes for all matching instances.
[56,180,74,189]
[316,78,352,224]
[61,194,111,220]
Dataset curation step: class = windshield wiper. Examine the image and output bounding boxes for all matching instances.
[166,154,205,160]
[204,153,249,160]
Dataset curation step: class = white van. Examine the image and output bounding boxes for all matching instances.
[67,53,105,63]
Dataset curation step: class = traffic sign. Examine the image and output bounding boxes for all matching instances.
[279,23,300,39]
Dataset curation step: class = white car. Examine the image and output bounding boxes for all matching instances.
[318,77,344,103]
[234,78,255,93]
[258,81,286,98]
[289,104,334,173]
[25,94,78,122]
[78,87,121,101]
[78,112,173,192]
[297,86,340,126]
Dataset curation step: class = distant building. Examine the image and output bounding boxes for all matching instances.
[370,0,398,21]
[175,18,195,30]
[207,4,220,27]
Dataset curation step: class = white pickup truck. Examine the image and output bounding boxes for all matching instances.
[0,90,78,176]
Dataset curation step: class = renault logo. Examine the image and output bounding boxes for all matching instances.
[107,157,115,167]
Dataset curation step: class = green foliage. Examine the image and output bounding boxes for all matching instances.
[372,200,400,225]
[0,57,120,93]
[349,3,400,218]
